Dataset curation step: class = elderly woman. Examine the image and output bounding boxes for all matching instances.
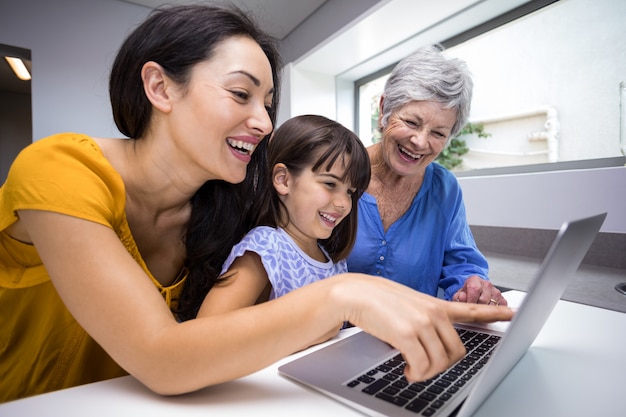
[347,45,507,306]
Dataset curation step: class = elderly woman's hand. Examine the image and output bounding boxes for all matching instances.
[452,275,508,306]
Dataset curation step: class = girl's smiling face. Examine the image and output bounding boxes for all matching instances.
[275,157,355,255]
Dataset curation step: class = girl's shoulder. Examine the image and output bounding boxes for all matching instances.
[237,226,289,251]
[238,226,303,256]
[244,225,280,241]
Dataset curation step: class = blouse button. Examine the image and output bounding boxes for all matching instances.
[379,255,385,261]
[381,240,387,245]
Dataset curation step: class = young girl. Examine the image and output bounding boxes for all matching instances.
[199,115,371,315]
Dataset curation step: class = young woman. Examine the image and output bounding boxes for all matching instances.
[0,6,512,403]
[199,115,370,320]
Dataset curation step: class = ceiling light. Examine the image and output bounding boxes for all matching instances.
[4,56,31,81]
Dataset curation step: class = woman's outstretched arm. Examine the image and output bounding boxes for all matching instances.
[20,209,513,396]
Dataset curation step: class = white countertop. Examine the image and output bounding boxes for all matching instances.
[2,290,625,416]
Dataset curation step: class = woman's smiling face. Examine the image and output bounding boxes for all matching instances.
[380,100,457,178]
[167,35,275,185]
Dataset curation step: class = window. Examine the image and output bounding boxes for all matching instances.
[357,71,389,147]
[356,0,626,172]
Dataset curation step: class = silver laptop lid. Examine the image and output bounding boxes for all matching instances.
[456,212,606,416]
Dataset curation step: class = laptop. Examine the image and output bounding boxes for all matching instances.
[279,213,607,417]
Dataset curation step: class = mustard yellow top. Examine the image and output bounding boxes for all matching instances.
[0,133,186,402]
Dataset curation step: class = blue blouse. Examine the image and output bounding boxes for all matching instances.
[346,163,489,300]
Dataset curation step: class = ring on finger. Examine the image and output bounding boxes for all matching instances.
[488,298,499,306]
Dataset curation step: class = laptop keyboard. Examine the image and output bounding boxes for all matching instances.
[345,328,501,416]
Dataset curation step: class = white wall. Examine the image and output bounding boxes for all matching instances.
[0,0,150,140]
[459,166,626,233]
[289,67,336,121]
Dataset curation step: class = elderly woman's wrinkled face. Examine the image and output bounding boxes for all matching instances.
[380,100,456,177]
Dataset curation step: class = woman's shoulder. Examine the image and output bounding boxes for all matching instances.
[430,162,461,188]
[3,133,126,225]
[26,132,101,155]
[14,133,113,177]
[19,133,120,186]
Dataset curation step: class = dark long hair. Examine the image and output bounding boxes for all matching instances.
[108,4,282,321]
[253,115,371,262]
